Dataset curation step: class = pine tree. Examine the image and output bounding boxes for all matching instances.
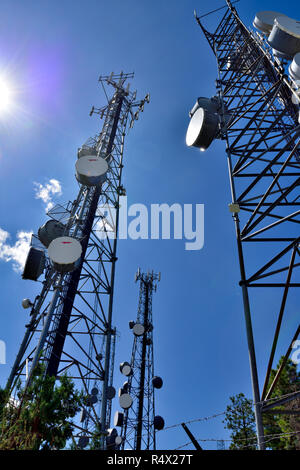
[223,393,257,450]
[263,357,300,450]
[0,364,84,450]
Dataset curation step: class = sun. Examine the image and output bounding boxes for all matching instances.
[0,78,12,113]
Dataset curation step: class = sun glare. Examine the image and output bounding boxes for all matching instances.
[0,78,12,113]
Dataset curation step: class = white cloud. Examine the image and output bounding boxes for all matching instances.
[0,227,32,272]
[33,178,62,212]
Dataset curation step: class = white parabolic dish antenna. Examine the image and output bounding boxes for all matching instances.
[253,11,287,34]
[75,156,108,186]
[48,236,82,273]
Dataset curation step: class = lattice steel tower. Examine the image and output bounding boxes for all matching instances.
[186,1,300,450]
[6,72,149,449]
[113,269,164,450]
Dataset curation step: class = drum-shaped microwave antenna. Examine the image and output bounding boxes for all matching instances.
[107,386,116,400]
[86,394,98,406]
[253,11,286,34]
[77,146,97,159]
[186,107,219,150]
[22,298,33,309]
[152,376,163,389]
[268,16,300,59]
[78,435,89,449]
[38,220,66,248]
[153,415,165,430]
[289,52,300,81]
[114,411,124,427]
[106,428,118,448]
[120,361,133,376]
[22,247,46,281]
[189,96,220,117]
[48,236,82,273]
[75,156,108,187]
[115,435,122,446]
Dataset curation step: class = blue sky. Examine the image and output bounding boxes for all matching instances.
[0,0,299,450]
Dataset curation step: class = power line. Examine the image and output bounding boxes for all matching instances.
[175,430,300,450]
[161,412,226,432]
[160,389,300,433]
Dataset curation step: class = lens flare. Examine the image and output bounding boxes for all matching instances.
[0,78,12,113]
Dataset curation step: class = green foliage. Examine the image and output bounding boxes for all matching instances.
[0,364,84,450]
[223,393,257,450]
[224,358,300,450]
[263,357,300,450]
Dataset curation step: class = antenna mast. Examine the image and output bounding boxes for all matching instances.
[187,3,300,449]
[114,269,164,450]
[6,72,149,449]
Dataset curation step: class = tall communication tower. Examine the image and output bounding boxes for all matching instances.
[113,269,164,450]
[186,1,300,449]
[6,72,149,449]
